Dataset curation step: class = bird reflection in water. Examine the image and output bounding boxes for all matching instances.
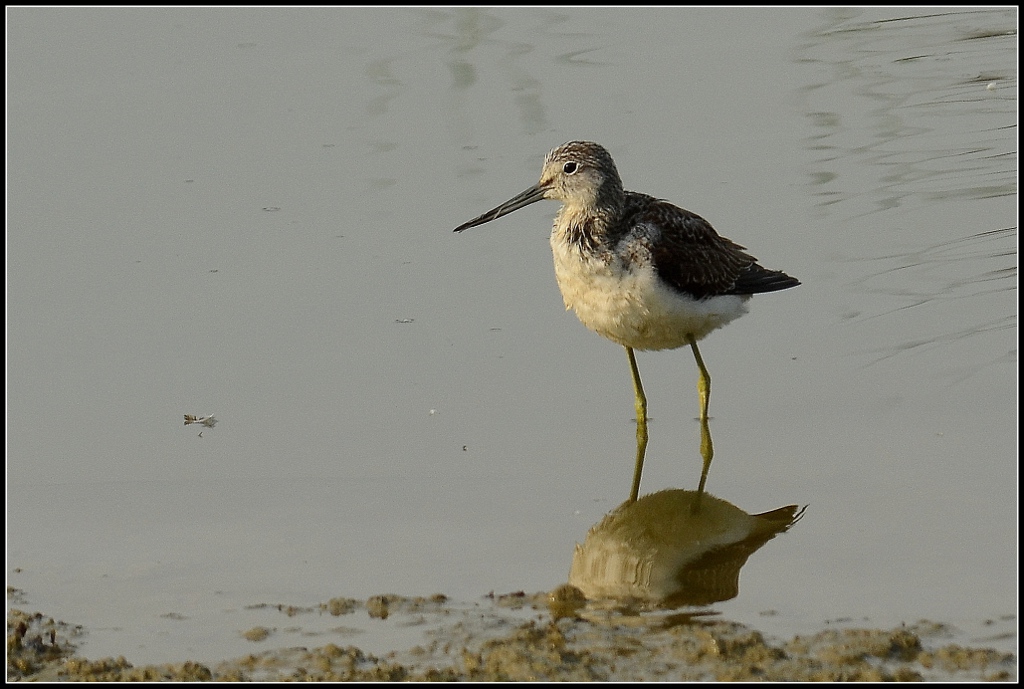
[569,490,804,607]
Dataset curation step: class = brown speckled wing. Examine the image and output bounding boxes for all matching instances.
[621,196,799,300]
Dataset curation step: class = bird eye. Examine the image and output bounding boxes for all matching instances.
[563,161,578,175]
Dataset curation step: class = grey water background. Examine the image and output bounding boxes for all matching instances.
[7,7,1016,664]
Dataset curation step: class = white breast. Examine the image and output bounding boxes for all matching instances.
[549,234,750,351]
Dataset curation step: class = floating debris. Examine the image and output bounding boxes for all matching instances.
[183,414,218,428]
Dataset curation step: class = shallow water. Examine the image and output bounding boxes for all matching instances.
[7,7,1016,666]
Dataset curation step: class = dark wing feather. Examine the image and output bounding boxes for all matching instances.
[623,195,799,299]
[732,264,802,295]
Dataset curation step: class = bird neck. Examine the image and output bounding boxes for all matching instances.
[555,203,621,255]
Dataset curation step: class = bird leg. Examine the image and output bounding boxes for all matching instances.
[626,346,648,503]
[686,334,715,513]
[687,334,711,422]
[691,413,715,515]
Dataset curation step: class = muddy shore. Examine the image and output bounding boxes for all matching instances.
[7,589,1016,682]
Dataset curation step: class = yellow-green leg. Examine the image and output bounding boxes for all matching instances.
[691,413,715,514]
[687,334,715,514]
[687,334,711,422]
[626,346,648,503]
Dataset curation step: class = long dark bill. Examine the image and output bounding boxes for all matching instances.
[453,184,548,233]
